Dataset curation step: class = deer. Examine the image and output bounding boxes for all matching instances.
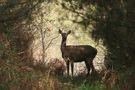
[59,30,97,77]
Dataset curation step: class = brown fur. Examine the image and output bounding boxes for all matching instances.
[59,30,97,76]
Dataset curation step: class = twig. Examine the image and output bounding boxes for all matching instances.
[45,35,59,50]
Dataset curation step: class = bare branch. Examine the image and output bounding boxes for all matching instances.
[45,35,59,50]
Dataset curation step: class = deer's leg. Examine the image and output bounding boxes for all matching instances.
[85,61,90,75]
[71,62,74,77]
[90,61,95,74]
[66,61,69,76]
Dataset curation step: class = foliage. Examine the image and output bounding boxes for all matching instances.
[57,74,104,90]
[56,0,135,89]
[60,0,135,71]
[0,0,135,90]
[69,83,104,90]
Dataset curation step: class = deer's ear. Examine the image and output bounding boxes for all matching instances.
[59,29,62,34]
[67,30,71,34]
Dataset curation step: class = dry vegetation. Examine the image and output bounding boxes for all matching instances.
[0,0,135,90]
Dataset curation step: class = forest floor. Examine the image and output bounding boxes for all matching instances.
[0,32,104,90]
[0,33,134,90]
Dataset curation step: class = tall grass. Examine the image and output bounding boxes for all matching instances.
[69,82,105,90]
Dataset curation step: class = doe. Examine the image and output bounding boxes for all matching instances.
[59,30,97,76]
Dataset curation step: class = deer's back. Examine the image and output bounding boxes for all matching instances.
[62,45,97,62]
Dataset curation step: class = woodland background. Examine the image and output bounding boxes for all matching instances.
[0,0,135,90]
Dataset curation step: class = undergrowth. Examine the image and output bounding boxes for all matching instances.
[0,34,69,90]
[0,33,134,90]
[69,83,104,90]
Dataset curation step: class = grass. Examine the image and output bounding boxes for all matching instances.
[69,83,104,90]
[0,44,118,90]
[0,36,130,90]
[57,73,105,90]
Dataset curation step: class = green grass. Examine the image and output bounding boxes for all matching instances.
[69,83,105,90]
[57,74,105,90]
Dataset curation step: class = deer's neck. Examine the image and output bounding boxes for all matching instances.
[61,39,66,51]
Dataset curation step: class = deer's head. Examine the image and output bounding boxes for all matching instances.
[59,29,71,41]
